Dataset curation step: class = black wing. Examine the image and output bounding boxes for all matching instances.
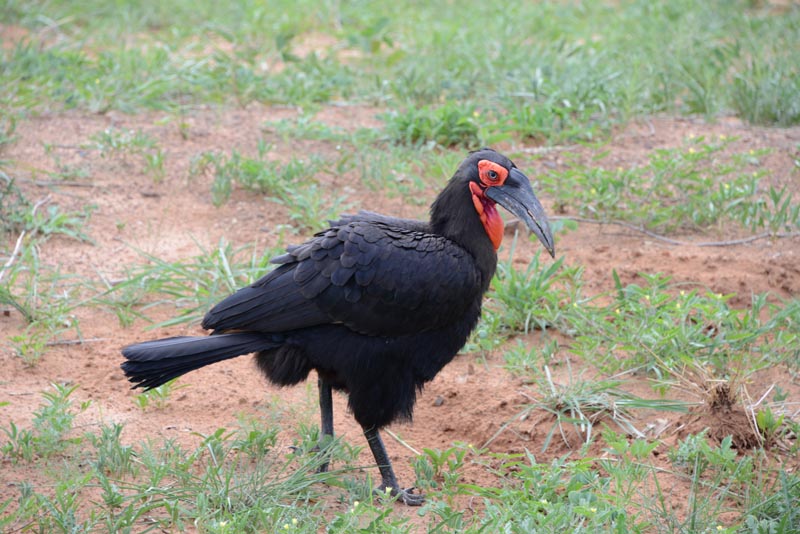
[328,210,429,232]
[202,220,483,337]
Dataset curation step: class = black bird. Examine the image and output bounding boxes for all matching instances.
[121,148,554,505]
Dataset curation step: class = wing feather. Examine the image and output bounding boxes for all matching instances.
[202,219,483,337]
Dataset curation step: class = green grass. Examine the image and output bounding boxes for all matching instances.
[1,388,349,532]
[189,141,350,231]
[541,137,800,234]
[100,238,285,328]
[0,181,94,362]
[6,384,796,533]
[567,272,800,381]
[382,102,481,148]
[3,0,799,135]
[89,126,165,181]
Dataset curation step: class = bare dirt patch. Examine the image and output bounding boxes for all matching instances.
[2,106,800,527]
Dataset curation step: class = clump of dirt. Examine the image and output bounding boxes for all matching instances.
[677,382,762,450]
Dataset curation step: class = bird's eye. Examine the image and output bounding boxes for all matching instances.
[478,159,508,186]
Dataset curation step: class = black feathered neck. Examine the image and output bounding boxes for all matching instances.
[429,150,506,288]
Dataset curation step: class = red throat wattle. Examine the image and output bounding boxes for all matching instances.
[469,181,503,250]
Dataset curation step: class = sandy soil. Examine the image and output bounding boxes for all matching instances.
[1,105,799,528]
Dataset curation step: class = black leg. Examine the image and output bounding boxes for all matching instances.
[363,425,424,506]
[318,378,334,473]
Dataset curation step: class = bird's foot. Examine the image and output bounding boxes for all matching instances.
[376,484,425,506]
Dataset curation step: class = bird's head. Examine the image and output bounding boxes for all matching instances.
[458,148,555,256]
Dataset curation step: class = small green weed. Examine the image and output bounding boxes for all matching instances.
[133,379,186,411]
[110,239,283,327]
[516,364,686,450]
[463,454,638,532]
[741,472,800,533]
[265,114,380,146]
[328,499,411,532]
[2,241,88,364]
[504,338,560,378]
[0,177,94,241]
[599,429,661,505]
[93,271,159,328]
[189,140,324,209]
[34,473,96,533]
[489,248,582,334]
[499,92,609,144]
[413,443,473,493]
[89,127,165,181]
[651,433,759,532]
[2,383,89,461]
[543,138,799,233]
[277,182,351,233]
[569,273,800,380]
[0,110,17,153]
[382,102,480,148]
[7,324,51,365]
[348,143,448,201]
[40,145,91,181]
[732,55,800,127]
[232,414,279,459]
[669,431,730,476]
[469,236,584,353]
[88,423,136,477]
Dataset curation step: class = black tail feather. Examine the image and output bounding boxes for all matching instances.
[121,333,278,390]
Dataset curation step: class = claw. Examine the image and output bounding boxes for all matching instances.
[376,484,425,506]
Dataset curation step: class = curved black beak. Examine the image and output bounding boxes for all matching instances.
[485,167,555,257]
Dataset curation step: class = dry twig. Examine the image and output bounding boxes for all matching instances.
[550,216,800,247]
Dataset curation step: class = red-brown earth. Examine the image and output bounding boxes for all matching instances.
[2,106,799,530]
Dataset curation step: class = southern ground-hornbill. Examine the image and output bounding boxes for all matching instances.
[121,148,555,505]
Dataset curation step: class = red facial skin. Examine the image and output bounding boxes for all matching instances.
[469,159,509,250]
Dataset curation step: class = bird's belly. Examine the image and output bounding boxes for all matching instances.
[256,307,481,428]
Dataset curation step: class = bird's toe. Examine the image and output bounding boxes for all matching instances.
[376,484,425,506]
[398,488,425,506]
